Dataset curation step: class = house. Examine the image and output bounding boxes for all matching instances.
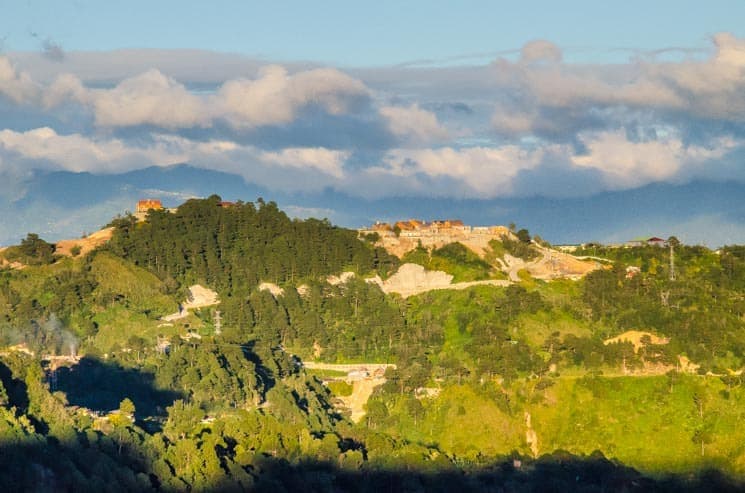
[625,236,667,248]
[371,222,393,232]
[136,199,163,213]
[647,237,667,247]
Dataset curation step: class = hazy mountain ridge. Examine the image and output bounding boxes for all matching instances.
[3,164,745,247]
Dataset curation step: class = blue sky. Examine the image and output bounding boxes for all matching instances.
[2,1,745,245]
[4,1,745,65]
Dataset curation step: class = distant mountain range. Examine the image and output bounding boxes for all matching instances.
[3,164,744,247]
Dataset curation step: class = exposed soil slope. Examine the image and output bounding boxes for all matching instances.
[162,284,220,321]
[55,227,115,257]
[368,263,511,298]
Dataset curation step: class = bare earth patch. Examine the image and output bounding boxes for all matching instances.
[303,362,396,422]
[163,284,220,321]
[604,330,670,353]
[55,227,115,257]
[368,263,511,298]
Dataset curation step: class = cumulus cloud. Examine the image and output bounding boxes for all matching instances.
[0,127,187,173]
[43,73,89,108]
[0,56,39,104]
[520,40,562,63]
[492,33,745,139]
[258,147,349,178]
[374,145,552,197]
[0,127,351,193]
[570,130,738,189]
[36,64,370,131]
[91,69,207,128]
[2,34,745,203]
[215,65,369,128]
[379,104,449,144]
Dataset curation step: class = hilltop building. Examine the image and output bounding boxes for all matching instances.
[625,236,668,248]
[136,199,163,213]
[360,219,511,245]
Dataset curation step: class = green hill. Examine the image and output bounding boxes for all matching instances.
[1,197,744,491]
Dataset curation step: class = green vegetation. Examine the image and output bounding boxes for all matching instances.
[327,380,353,396]
[402,242,497,282]
[1,198,744,491]
[499,236,541,261]
[108,195,399,294]
[2,233,57,265]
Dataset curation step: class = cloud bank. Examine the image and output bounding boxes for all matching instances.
[1,32,745,202]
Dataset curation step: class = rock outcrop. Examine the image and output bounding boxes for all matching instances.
[369,263,510,298]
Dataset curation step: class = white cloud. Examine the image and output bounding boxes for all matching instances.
[492,33,745,136]
[379,104,449,143]
[376,145,550,196]
[365,131,743,198]
[712,32,745,67]
[571,130,737,188]
[0,127,350,192]
[214,65,369,128]
[2,36,745,202]
[36,64,370,130]
[91,69,208,128]
[0,56,39,104]
[520,40,562,63]
[0,127,187,173]
[43,73,89,107]
[258,147,348,178]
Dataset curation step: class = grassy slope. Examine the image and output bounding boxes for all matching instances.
[401,243,501,283]
[377,375,745,477]
[87,253,196,352]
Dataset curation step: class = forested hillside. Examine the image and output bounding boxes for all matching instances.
[107,195,398,294]
[0,197,744,492]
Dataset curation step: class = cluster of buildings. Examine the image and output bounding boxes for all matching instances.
[135,199,164,213]
[362,219,508,239]
[556,236,672,253]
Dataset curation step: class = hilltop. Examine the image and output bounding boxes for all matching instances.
[361,218,600,281]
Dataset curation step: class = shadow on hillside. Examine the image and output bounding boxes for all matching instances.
[0,441,742,493]
[0,359,30,411]
[54,356,182,418]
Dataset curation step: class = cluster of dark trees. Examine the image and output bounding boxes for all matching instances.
[108,196,398,296]
[2,233,57,266]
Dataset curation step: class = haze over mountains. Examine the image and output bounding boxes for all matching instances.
[2,164,744,247]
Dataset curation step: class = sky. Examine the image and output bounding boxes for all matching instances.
[2,1,745,244]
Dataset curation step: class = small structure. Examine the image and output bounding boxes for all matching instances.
[156,336,171,354]
[625,236,667,248]
[647,237,666,247]
[371,222,393,232]
[625,266,641,279]
[136,199,163,213]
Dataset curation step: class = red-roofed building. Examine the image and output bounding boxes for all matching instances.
[136,199,163,213]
